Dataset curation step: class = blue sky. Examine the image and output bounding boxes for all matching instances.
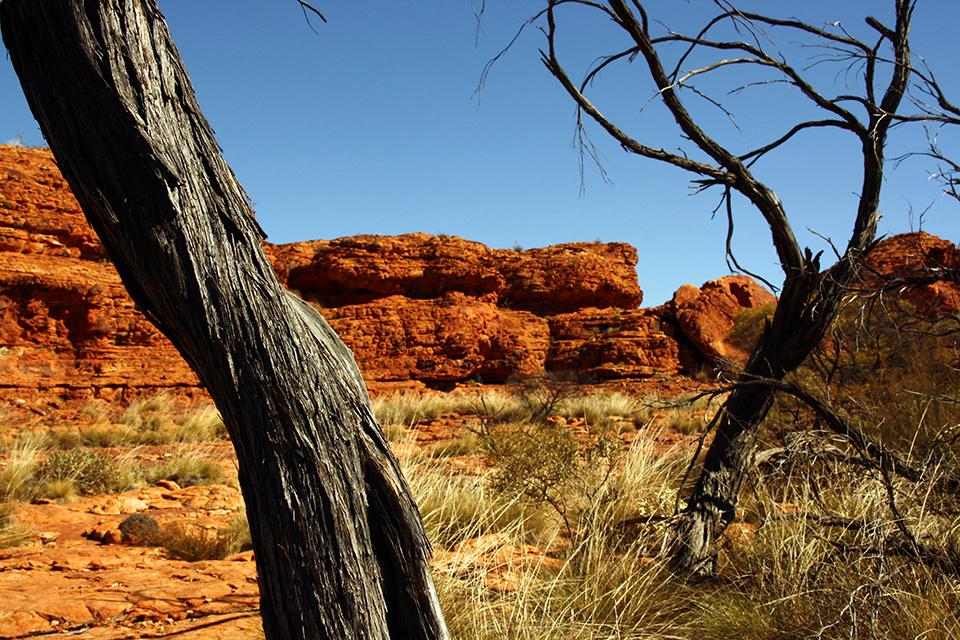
[2,1,957,305]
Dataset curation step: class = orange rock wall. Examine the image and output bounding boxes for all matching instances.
[0,144,789,403]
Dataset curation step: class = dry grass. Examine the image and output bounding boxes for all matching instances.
[0,503,29,549]
[13,394,230,451]
[400,400,960,639]
[142,455,225,487]
[372,392,477,427]
[161,512,251,561]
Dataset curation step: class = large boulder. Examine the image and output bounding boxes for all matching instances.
[672,275,777,367]
[861,232,960,318]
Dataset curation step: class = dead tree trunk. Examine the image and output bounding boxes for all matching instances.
[0,1,449,638]
[524,0,923,576]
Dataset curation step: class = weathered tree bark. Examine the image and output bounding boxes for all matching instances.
[0,1,449,638]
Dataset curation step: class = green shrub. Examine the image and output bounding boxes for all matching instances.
[35,449,129,496]
[726,302,776,354]
[480,420,623,542]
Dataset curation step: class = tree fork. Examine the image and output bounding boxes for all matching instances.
[0,1,449,638]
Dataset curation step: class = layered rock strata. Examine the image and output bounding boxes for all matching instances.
[0,144,791,402]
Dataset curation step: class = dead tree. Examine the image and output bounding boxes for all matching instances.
[488,0,960,575]
[0,1,449,638]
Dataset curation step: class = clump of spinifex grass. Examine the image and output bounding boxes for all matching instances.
[143,455,225,487]
[160,512,252,561]
[417,430,701,638]
[0,503,29,549]
[9,394,229,451]
[372,391,478,428]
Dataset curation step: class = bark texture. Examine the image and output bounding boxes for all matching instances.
[0,1,449,638]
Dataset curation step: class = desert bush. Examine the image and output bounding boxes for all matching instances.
[479,418,624,542]
[119,513,163,546]
[726,302,777,354]
[143,455,225,487]
[161,512,251,561]
[35,449,130,496]
[803,297,960,457]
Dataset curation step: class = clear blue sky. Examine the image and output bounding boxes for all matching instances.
[2,1,957,305]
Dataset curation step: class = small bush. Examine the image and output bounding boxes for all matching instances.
[726,302,776,354]
[40,479,78,502]
[119,513,163,546]
[144,456,224,487]
[35,449,129,496]
[161,513,251,561]
[480,420,623,542]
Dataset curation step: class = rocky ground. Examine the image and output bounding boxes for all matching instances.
[0,374,708,640]
[0,447,261,639]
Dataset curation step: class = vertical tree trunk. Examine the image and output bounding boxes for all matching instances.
[0,1,449,638]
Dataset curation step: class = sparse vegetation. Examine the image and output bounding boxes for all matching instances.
[6,394,229,451]
[0,325,956,637]
[0,503,29,548]
[143,455,225,487]
[372,392,475,428]
[161,512,252,561]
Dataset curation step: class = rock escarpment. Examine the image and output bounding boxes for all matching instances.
[17,143,927,402]
[0,145,201,404]
[859,232,960,319]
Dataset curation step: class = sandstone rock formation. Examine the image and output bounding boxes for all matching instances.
[0,145,201,405]
[268,233,643,314]
[0,143,792,402]
[860,231,960,319]
[671,276,777,368]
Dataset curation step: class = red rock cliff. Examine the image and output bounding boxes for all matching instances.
[0,144,791,402]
